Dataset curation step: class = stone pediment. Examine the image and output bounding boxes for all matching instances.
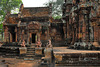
[28,21,41,30]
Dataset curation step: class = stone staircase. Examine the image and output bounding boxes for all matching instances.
[24,44,36,60]
[0,43,42,60]
[0,47,19,58]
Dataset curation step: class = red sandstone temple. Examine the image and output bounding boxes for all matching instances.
[1,0,100,66]
[3,4,65,47]
[3,0,100,47]
[62,0,100,46]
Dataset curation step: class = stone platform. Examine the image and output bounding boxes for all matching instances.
[53,47,100,67]
[53,47,100,54]
[0,44,45,61]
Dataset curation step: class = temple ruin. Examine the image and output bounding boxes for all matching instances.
[62,0,100,48]
[0,0,100,67]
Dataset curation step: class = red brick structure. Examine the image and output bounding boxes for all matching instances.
[3,4,52,45]
[3,4,65,47]
[63,0,100,46]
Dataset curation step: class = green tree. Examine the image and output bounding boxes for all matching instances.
[0,0,22,41]
[44,0,64,19]
[0,23,3,41]
[0,0,22,23]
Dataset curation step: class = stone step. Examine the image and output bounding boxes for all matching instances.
[26,53,35,54]
[4,54,18,56]
[55,64,100,66]
[24,44,36,58]
[27,50,35,51]
[26,54,35,56]
[24,58,34,61]
[31,44,36,45]
[27,49,35,51]
[26,51,35,53]
[27,51,35,53]
[27,48,35,50]
[2,56,17,58]
[16,57,24,59]
[27,50,35,52]
[25,56,35,58]
[30,45,36,46]
[27,47,35,49]
[1,50,18,52]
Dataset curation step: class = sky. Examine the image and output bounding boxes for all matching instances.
[22,0,50,7]
[11,0,57,14]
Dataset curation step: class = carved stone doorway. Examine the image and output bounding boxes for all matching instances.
[11,32,16,42]
[9,26,16,42]
[32,33,36,43]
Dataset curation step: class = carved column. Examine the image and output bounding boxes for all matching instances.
[29,33,31,43]
[15,27,17,42]
[10,33,12,42]
[27,30,29,45]
[37,32,40,41]
[4,26,9,42]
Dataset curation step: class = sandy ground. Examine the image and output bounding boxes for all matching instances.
[0,57,41,67]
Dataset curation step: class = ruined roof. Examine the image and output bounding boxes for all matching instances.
[50,17,62,23]
[21,7,50,17]
[21,16,49,22]
[9,14,18,17]
[3,14,19,25]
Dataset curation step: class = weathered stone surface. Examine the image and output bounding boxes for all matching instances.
[35,48,43,55]
[63,0,100,46]
[19,47,27,54]
[54,47,100,66]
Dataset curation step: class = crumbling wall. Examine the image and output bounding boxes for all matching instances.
[50,23,65,46]
[63,0,100,46]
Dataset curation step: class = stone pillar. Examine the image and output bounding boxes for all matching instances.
[47,26,49,40]
[10,33,12,42]
[37,32,40,41]
[15,27,17,42]
[16,33,17,42]
[29,33,31,43]
[77,12,79,42]
[27,31,29,45]
[84,14,90,42]
[4,26,9,42]
[21,29,24,41]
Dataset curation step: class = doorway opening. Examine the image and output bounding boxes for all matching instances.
[10,26,16,42]
[32,33,36,43]
[11,32,16,42]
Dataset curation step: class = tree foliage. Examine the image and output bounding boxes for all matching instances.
[0,0,22,36]
[44,0,64,19]
[0,0,22,23]
[0,23,3,32]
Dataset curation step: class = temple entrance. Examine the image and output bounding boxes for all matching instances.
[11,32,16,42]
[32,33,36,43]
[9,26,16,42]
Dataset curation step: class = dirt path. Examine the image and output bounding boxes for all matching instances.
[0,57,40,67]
